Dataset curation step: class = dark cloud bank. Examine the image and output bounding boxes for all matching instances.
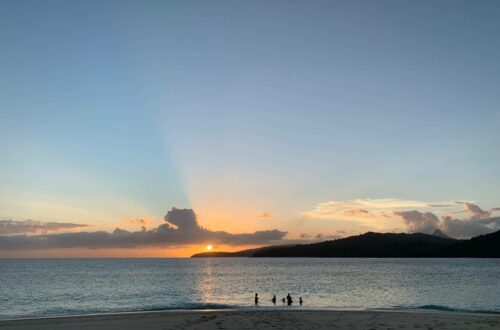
[0,208,287,250]
[396,202,500,239]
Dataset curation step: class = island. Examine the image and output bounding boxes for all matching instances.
[192,229,500,258]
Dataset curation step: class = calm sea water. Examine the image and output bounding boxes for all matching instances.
[1,258,499,320]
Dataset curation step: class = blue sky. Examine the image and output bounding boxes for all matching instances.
[1,1,500,255]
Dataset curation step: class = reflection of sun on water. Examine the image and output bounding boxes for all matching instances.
[206,245,213,251]
[199,257,215,304]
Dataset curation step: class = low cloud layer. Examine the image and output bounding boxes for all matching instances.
[303,199,445,220]
[304,199,500,239]
[301,198,438,232]
[0,219,90,235]
[396,203,500,239]
[0,208,287,250]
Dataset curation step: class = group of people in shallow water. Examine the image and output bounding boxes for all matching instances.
[254,293,303,306]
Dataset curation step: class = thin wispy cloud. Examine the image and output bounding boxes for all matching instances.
[120,218,156,229]
[0,219,90,236]
[301,199,448,230]
[303,198,449,219]
[258,212,277,219]
[343,209,370,216]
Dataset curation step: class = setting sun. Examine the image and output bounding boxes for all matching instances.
[206,245,213,251]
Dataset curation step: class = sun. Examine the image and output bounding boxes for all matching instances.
[206,245,213,251]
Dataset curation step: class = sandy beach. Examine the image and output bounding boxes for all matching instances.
[1,310,499,330]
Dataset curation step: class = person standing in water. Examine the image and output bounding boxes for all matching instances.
[286,293,293,306]
[254,293,259,305]
[272,295,277,305]
[282,297,286,304]
[299,297,303,306]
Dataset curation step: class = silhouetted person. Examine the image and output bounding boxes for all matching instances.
[286,293,293,306]
[272,295,276,304]
[282,297,286,304]
[299,297,303,306]
[254,293,259,305]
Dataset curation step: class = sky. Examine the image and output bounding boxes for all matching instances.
[1,0,500,257]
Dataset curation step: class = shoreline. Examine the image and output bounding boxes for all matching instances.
[1,309,499,330]
[2,305,499,322]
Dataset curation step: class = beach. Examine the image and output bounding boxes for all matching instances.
[1,310,499,330]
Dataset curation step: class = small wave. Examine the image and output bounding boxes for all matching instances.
[391,304,500,315]
[418,305,456,312]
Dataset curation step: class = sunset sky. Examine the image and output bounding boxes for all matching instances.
[1,0,500,257]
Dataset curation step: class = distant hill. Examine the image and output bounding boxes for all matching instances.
[190,230,500,258]
[252,232,458,258]
[191,245,293,258]
[431,229,451,239]
[443,230,500,257]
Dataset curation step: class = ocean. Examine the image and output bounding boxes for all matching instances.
[1,258,499,320]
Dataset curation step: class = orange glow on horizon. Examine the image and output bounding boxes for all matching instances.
[0,244,264,258]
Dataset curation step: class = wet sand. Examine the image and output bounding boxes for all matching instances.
[1,310,499,330]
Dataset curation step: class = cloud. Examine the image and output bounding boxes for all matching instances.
[122,219,155,227]
[258,212,277,219]
[426,204,453,208]
[441,216,500,239]
[305,199,500,239]
[394,211,440,234]
[0,219,90,235]
[302,198,449,220]
[0,208,287,250]
[284,233,341,245]
[299,233,341,241]
[343,209,369,216]
[462,202,491,219]
[301,198,442,232]
[395,203,500,239]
